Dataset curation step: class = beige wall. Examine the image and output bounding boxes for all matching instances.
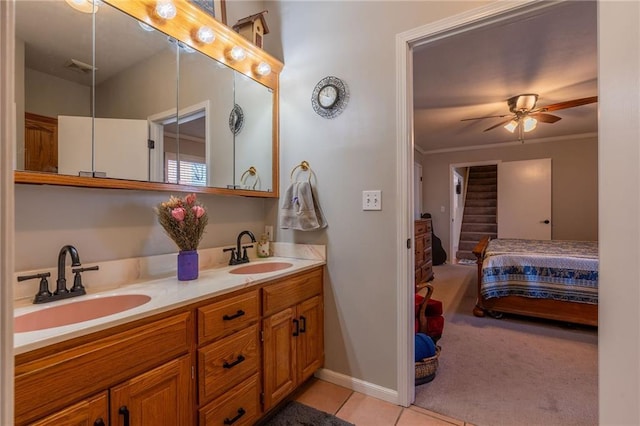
[420,136,598,256]
[271,0,490,390]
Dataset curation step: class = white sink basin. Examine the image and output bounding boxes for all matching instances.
[14,294,152,333]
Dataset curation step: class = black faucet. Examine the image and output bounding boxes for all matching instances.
[17,245,99,304]
[56,245,81,295]
[225,230,256,265]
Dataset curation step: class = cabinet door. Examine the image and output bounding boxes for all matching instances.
[30,392,108,426]
[110,355,193,426]
[262,307,297,411]
[297,296,324,383]
[24,113,58,172]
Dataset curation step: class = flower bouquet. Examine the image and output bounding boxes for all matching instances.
[156,193,208,280]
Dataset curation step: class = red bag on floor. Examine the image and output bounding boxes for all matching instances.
[415,290,444,342]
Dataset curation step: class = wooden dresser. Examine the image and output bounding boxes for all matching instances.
[415,218,434,286]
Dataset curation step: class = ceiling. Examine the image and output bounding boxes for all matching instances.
[412,1,597,153]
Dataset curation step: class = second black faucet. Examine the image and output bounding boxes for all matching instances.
[224,230,257,265]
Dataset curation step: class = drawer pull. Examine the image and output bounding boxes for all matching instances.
[293,318,300,336]
[223,310,245,321]
[118,406,130,426]
[223,354,246,369]
[299,315,307,333]
[223,408,246,425]
[94,418,105,426]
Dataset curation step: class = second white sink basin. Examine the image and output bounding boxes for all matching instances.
[14,294,152,333]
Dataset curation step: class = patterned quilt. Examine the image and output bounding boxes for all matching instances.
[481,239,599,304]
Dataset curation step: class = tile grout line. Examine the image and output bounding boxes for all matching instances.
[333,390,355,417]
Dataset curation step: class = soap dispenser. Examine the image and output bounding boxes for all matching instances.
[257,233,270,258]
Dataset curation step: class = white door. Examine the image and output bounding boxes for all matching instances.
[498,158,552,239]
[451,168,465,257]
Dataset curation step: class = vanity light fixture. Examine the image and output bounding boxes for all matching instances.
[255,61,271,76]
[65,0,98,14]
[196,26,216,44]
[229,46,247,61]
[155,0,177,19]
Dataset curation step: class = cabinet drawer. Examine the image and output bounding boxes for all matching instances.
[199,373,260,426]
[198,323,259,404]
[422,263,433,281]
[415,221,427,235]
[262,268,323,316]
[415,236,425,254]
[198,289,259,344]
[15,312,191,425]
[425,219,432,233]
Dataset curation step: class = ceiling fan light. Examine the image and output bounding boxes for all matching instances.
[504,120,518,133]
[523,116,538,132]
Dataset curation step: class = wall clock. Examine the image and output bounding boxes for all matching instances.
[229,104,244,135]
[311,76,349,119]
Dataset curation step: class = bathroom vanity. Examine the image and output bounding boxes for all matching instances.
[14,260,324,425]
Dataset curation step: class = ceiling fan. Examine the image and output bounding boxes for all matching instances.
[461,93,598,134]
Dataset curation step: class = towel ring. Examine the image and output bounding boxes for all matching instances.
[240,166,259,190]
[290,161,312,182]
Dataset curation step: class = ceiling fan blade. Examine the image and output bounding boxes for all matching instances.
[530,113,562,123]
[540,96,598,112]
[483,119,513,132]
[460,114,511,122]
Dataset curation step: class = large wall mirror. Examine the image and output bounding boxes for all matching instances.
[14,0,281,197]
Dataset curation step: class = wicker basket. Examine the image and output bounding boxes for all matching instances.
[415,346,441,385]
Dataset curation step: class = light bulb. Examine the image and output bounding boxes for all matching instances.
[156,0,176,19]
[255,61,271,76]
[229,46,246,61]
[504,120,518,133]
[197,26,215,44]
[523,116,538,132]
[138,21,155,32]
[65,0,98,14]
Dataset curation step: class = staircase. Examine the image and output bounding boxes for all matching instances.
[456,165,498,261]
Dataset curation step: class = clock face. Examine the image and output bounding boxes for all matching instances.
[311,76,349,119]
[318,85,338,108]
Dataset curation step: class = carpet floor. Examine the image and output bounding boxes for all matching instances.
[414,264,598,426]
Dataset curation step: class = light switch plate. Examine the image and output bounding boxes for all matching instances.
[362,190,382,210]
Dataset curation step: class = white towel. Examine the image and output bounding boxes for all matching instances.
[280,181,328,231]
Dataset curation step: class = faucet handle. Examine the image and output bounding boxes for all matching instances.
[241,245,254,261]
[18,272,52,304]
[70,265,98,294]
[223,247,238,265]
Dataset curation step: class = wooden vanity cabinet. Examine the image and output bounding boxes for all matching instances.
[16,265,325,425]
[197,289,261,426]
[262,268,324,411]
[14,312,193,426]
[29,391,108,426]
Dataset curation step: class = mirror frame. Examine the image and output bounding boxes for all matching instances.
[14,0,283,198]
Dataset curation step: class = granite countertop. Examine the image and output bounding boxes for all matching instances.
[13,257,325,355]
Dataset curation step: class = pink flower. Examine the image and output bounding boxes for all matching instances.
[192,205,205,218]
[171,207,186,221]
[185,193,196,205]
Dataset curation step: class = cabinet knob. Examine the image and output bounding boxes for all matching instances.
[94,418,105,426]
[222,309,245,321]
[222,354,246,369]
[292,319,300,337]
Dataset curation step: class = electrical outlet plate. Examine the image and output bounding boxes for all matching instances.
[362,190,382,211]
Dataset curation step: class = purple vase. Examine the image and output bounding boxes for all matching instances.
[177,250,199,281]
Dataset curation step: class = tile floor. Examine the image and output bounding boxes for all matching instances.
[294,378,475,426]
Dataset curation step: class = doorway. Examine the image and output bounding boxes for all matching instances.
[396,0,595,408]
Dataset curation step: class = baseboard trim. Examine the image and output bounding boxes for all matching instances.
[314,368,399,405]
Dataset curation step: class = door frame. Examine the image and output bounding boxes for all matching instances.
[395,0,556,406]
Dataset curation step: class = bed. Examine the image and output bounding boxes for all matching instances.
[472,237,598,326]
